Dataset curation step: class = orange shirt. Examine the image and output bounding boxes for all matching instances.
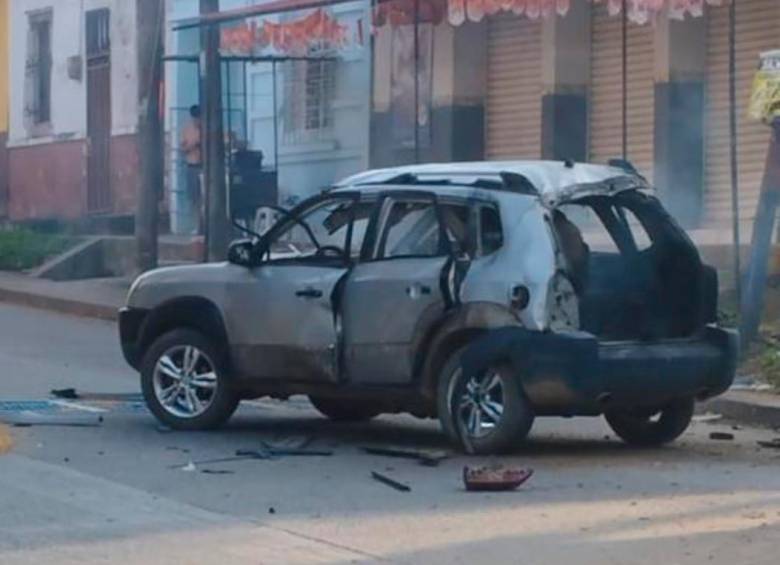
[181,120,202,166]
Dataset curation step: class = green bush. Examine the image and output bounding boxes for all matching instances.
[0,229,72,271]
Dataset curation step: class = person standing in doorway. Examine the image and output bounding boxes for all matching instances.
[181,105,203,234]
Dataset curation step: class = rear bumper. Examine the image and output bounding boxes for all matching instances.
[461,326,739,414]
[118,307,149,370]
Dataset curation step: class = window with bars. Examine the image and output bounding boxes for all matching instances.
[283,56,336,143]
[25,10,53,126]
[86,9,110,60]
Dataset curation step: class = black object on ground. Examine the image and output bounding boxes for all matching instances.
[362,446,449,467]
[201,469,235,475]
[371,471,411,492]
[463,466,534,492]
[757,438,780,449]
[709,432,735,441]
[50,388,79,400]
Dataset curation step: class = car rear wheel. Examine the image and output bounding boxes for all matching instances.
[309,396,381,422]
[141,329,239,430]
[605,398,694,447]
[437,346,534,455]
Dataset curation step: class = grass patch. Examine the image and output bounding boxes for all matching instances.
[0,228,73,271]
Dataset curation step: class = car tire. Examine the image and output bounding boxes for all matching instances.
[437,346,534,455]
[605,398,694,447]
[309,396,381,422]
[140,329,239,431]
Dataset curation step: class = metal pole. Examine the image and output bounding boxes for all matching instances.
[201,0,229,261]
[135,0,164,273]
[413,0,420,164]
[621,0,628,159]
[272,60,279,170]
[728,0,742,306]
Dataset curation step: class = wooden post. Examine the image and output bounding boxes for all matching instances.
[135,0,164,273]
[200,0,230,261]
[740,121,780,349]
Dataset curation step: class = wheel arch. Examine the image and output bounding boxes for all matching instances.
[417,302,520,398]
[137,296,231,368]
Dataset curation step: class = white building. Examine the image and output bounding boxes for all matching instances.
[166,0,372,234]
[6,0,139,221]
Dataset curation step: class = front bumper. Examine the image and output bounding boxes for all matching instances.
[461,325,739,415]
[118,307,149,369]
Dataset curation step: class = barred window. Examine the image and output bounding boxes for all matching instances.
[283,56,335,143]
[26,10,53,126]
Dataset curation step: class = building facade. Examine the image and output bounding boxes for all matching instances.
[371,0,779,239]
[5,0,139,222]
[0,0,9,218]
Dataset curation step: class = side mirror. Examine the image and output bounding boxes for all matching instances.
[228,239,255,267]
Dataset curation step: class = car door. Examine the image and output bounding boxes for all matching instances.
[229,193,373,382]
[340,192,458,385]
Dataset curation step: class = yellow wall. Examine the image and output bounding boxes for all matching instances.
[0,0,8,133]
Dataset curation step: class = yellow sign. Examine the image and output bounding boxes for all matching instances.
[749,50,780,123]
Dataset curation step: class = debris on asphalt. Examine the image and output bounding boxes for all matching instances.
[757,438,780,449]
[693,413,723,423]
[1,413,104,428]
[709,432,735,441]
[201,469,235,475]
[371,471,411,492]
[268,507,276,515]
[463,466,534,492]
[168,445,334,469]
[50,388,79,400]
[155,425,173,433]
[181,462,197,472]
[362,446,449,467]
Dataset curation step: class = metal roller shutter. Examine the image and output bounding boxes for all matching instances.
[704,0,780,228]
[589,4,655,183]
[485,15,542,160]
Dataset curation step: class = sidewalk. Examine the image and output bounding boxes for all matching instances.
[0,271,127,320]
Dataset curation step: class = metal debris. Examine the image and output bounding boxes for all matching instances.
[463,466,534,492]
[757,438,780,449]
[181,462,197,472]
[201,469,235,475]
[371,471,411,492]
[709,432,735,441]
[362,446,449,467]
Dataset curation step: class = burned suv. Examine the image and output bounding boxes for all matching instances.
[119,161,737,454]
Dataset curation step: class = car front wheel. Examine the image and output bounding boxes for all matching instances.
[437,347,534,455]
[605,398,694,447]
[141,329,239,430]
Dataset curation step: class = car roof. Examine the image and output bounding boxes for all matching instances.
[333,160,649,205]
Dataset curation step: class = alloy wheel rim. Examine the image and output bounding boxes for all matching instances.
[453,368,505,439]
[153,345,217,418]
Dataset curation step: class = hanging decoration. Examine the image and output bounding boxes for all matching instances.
[220,8,348,55]
[371,0,726,28]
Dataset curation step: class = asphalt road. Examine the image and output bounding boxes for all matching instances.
[1,302,779,565]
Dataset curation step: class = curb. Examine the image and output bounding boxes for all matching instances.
[700,391,780,431]
[0,287,118,321]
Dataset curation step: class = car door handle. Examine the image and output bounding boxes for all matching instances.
[296,288,323,299]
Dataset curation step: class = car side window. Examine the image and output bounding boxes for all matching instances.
[480,205,503,255]
[377,199,444,259]
[268,197,368,262]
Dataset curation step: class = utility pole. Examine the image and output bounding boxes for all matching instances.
[135,0,164,273]
[200,0,230,261]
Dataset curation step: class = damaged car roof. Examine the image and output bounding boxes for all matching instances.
[334,160,650,205]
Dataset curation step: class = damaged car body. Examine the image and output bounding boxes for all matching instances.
[119,160,738,454]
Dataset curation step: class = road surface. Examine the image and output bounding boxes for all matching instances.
[0,303,779,564]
